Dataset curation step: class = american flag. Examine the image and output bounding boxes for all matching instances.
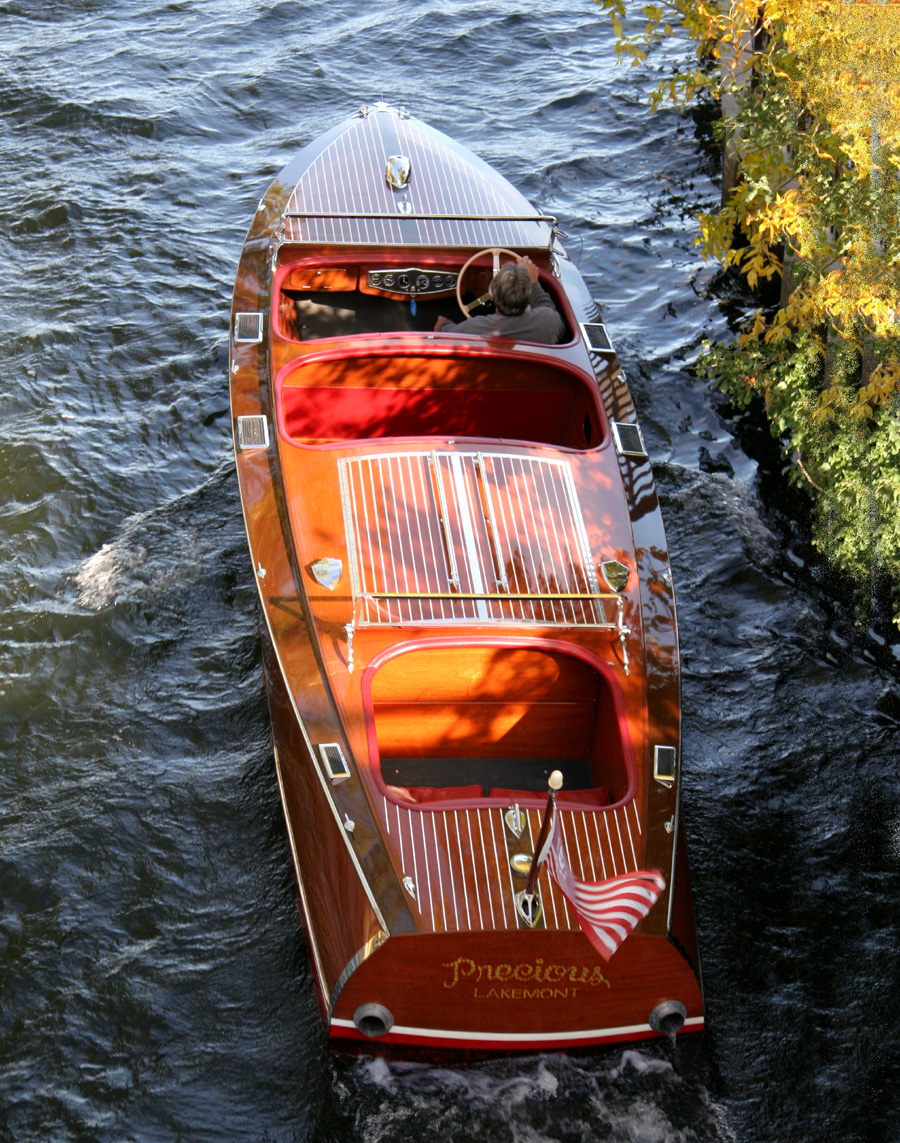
[543,802,666,961]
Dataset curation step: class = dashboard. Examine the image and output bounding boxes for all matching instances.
[365,268,458,296]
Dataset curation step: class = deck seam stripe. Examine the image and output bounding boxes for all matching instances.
[624,803,638,869]
[407,808,422,915]
[476,810,496,928]
[592,812,608,880]
[419,811,435,930]
[488,807,510,929]
[614,807,629,872]
[604,811,618,876]
[466,810,484,930]
[455,810,471,929]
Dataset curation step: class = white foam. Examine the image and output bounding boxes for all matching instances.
[362,1056,394,1090]
[610,1049,674,1080]
[889,816,900,864]
[75,533,150,609]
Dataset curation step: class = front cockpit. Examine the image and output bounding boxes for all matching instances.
[274,253,574,344]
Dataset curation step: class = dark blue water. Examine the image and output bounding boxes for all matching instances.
[2,2,899,1140]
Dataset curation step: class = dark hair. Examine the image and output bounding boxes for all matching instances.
[489,262,532,316]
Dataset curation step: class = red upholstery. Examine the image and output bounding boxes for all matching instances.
[282,386,569,442]
[489,786,610,808]
[387,784,484,805]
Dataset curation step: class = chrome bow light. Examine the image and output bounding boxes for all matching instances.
[385,154,412,189]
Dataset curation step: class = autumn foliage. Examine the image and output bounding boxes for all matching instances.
[597,0,900,621]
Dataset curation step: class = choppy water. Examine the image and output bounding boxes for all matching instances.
[2,2,899,1140]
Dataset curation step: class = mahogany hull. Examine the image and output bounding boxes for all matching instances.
[229,103,704,1053]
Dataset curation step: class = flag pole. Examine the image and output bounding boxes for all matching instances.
[524,769,563,898]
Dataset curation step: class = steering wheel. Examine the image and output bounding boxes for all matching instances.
[455,247,522,318]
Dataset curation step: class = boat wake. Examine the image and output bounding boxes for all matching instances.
[74,462,239,611]
[345,1050,737,1142]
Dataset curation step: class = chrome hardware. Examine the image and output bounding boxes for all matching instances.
[649,1000,687,1036]
[616,596,631,676]
[256,561,266,580]
[344,597,362,675]
[654,746,677,786]
[429,451,461,590]
[600,559,630,594]
[237,415,269,451]
[343,814,356,834]
[515,891,542,927]
[504,803,525,838]
[510,853,532,876]
[397,106,410,120]
[353,1003,393,1038]
[477,453,509,590]
[234,312,263,343]
[664,815,675,834]
[310,557,342,590]
[319,743,351,782]
[397,194,413,215]
[385,154,411,189]
[285,208,558,225]
[580,321,615,355]
[357,105,370,118]
[611,421,648,459]
[403,876,417,900]
[367,268,457,296]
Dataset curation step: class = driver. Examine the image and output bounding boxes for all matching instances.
[434,256,564,344]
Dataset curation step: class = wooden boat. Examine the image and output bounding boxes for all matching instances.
[229,103,703,1050]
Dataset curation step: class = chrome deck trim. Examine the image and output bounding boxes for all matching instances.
[340,451,611,628]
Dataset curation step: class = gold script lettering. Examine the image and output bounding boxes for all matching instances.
[444,959,610,992]
[442,957,477,989]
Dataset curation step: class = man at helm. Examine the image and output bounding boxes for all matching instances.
[434,256,564,344]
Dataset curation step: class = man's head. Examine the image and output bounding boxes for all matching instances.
[489,262,532,316]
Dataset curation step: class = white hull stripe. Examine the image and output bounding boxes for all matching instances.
[330,1016,705,1043]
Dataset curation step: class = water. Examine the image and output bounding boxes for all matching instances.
[2,2,899,1140]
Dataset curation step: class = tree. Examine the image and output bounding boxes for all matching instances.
[596,0,900,622]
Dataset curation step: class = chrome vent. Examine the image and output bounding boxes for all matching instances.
[654,746,677,785]
[611,421,647,458]
[318,742,351,782]
[580,321,614,354]
[237,415,269,450]
[234,312,263,343]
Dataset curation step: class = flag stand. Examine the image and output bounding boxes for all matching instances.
[514,770,563,928]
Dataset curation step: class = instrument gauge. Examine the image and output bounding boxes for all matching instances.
[382,273,395,287]
[398,273,410,289]
[416,274,430,290]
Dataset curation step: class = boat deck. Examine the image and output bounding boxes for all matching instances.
[377,799,644,935]
[340,449,613,629]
